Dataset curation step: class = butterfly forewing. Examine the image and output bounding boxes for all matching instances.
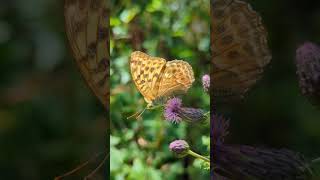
[212,0,271,102]
[64,0,109,108]
[130,51,166,104]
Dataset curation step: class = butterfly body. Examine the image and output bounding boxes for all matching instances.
[130,51,194,108]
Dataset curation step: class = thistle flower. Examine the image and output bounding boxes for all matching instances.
[202,74,210,92]
[296,42,320,105]
[169,140,190,158]
[164,98,207,124]
[164,98,183,123]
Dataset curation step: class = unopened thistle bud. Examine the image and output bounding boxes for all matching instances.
[169,140,190,158]
[202,74,210,93]
[296,42,320,105]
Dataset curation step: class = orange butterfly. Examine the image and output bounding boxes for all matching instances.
[128,51,194,117]
[64,0,109,108]
[211,0,271,102]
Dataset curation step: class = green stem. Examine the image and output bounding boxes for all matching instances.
[187,150,210,162]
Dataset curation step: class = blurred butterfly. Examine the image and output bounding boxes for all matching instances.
[59,1,109,179]
[129,51,194,118]
[211,0,271,102]
[64,0,109,108]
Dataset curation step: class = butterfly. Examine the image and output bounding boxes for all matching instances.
[211,0,271,102]
[64,0,109,108]
[62,1,110,179]
[130,51,195,110]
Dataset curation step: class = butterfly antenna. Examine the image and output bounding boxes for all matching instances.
[84,152,109,180]
[136,106,147,119]
[127,110,141,119]
[127,105,147,119]
[54,151,104,180]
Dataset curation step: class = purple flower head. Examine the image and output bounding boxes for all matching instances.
[202,74,210,92]
[296,41,320,105]
[169,140,190,158]
[164,98,183,124]
[164,98,207,124]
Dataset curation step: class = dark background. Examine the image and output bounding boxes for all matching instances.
[0,1,106,179]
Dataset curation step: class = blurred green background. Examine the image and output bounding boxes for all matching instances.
[0,1,106,179]
[110,0,210,179]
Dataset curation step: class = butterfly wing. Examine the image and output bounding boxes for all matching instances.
[64,0,109,108]
[157,60,195,98]
[211,0,271,102]
[130,51,166,104]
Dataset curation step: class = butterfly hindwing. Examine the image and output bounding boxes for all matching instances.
[64,0,109,107]
[157,60,194,97]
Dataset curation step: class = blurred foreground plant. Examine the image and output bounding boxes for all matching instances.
[211,114,320,180]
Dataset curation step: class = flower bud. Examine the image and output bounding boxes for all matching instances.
[169,140,190,158]
[202,74,210,93]
[296,42,320,105]
[178,107,207,123]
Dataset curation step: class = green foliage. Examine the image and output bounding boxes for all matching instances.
[110,0,210,178]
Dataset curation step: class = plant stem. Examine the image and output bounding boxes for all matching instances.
[188,150,210,162]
